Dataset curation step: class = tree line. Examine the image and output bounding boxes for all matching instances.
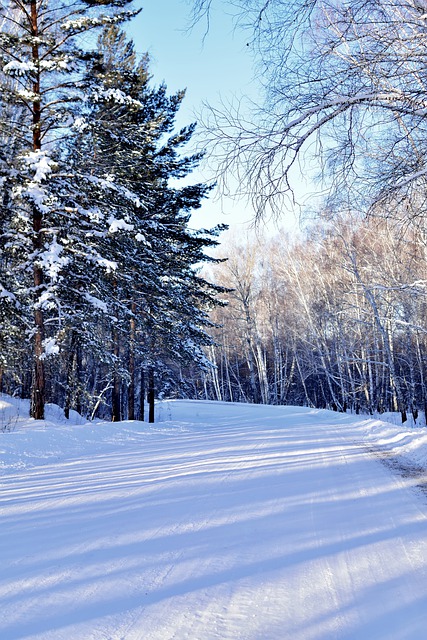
[4,0,427,425]
[0,0,227,421]
[183,0,427,424]
[198,213,427,424]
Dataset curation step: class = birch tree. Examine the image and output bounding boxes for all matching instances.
[193,0,427,220]
[203,213,427,420]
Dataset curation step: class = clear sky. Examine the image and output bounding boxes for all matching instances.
[125,1,300,235]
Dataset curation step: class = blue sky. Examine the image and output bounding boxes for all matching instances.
[127,1,255,118]
[125,1,300,235]
[125,1,264,232]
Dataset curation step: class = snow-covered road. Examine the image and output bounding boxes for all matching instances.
[1,399,427,639]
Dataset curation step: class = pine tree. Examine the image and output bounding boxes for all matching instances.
[0,0,138,418]
[0,13,227,421]
[67,26,228,420]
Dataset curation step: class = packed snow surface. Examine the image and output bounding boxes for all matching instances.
[1,397,427,639]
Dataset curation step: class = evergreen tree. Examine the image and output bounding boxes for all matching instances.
[66,26,228,420]
[0,11,227,421]
[0,0,138,418]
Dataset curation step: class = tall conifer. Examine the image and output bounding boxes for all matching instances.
[68,26,228,419]
[0,0,138,417]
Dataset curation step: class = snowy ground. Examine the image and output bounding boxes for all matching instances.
[1,396,427,640]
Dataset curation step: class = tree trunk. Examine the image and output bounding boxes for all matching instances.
[128,308,136,420]
[30,0,45,420]
[64,332,77,420]
[75,344,82,416]
[348,248,406,420]
[148,367,155,423]
[139,368,145,421]
[111,325,121,422]
[209,345,222,401]
[31,307,45,420]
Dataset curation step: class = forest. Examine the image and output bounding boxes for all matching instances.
[2,0,427,424]
[0,0,229,421]
[189,0,427,425]
[202,217,427,424]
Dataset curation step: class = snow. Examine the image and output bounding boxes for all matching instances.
[34,290,56,311]
[15,183,49,213]
[72,117,91,133]
[14,151,56,214]
[61,11,140,35]
[78,206,103,223]
[93,88,143,109]
[86,175,144,209]
[60,17,107,33]
[108,216,134,233]
[16,89,39,102]
[135,232,147,243]
[39,58,73,72]
[0,283,17,303]
[95,256,117,273]
[3,60,36,76]
[84,292,108,313]
[39,237,70,282]
[1,397,427,639]
[40,337,60,359]
[23,150,55,183]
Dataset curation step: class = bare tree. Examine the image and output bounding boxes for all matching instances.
[202,211,427,420]
[193,0,427,221]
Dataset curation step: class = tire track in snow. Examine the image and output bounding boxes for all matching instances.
[2,404,427,639]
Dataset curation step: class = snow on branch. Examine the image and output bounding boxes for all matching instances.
[84,292,108,313]
[95,257,117,273]
[23,150,56,183]
[107,216,134,233]
[40,337,60,359]
[0,284,17,304]
[60,11,139,34]
[85,174,146,209]
[92,87,143,109]
[3,60,36,76]
[13,151,57,214]
[38,237,70,283]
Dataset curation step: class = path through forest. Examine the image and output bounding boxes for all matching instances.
[1,399,427,639]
